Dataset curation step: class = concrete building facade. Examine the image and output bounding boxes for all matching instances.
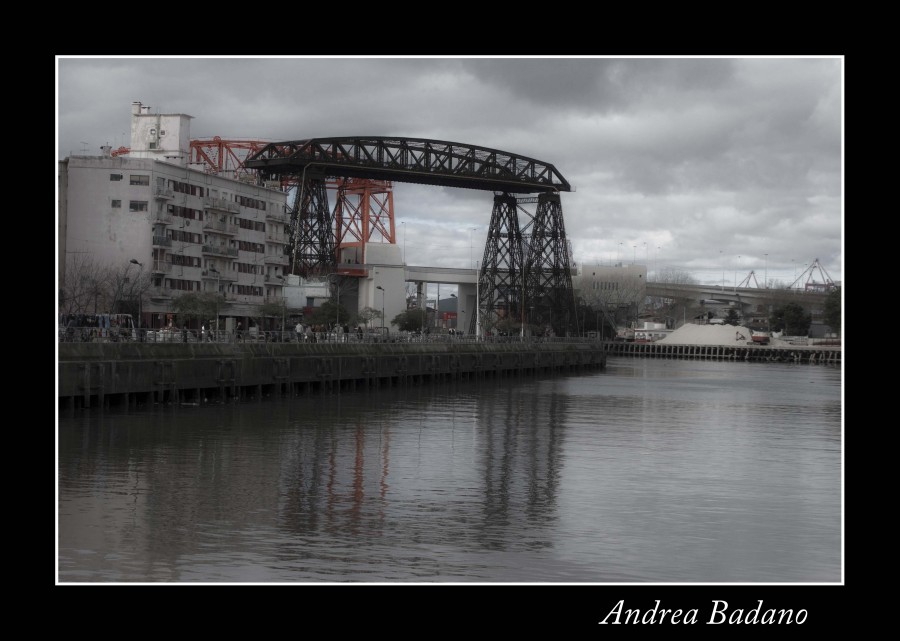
[573,263,647,319]
[58,103,290,330]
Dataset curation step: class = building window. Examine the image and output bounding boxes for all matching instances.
[129,201,149,212]
[130,174,150,186]
[149,142,157,150]
[111,200,121,208]
[110,173,123,181]
[160,130,166,136]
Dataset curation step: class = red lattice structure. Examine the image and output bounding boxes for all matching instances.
[331,178,396,275]
[189,138,271,180]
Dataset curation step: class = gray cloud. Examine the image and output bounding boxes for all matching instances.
[57,56,843,285]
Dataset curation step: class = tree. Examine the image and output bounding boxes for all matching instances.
[578,270,647,330]
[770,302,812,335]
[654,267,698,286]
[255,301,286,330]
[60,254,113,315]
[391,309,425,332]
[647,267,698,329]
[823,286,841,335]
[494,316,520,335]
[171,292,220,326]
[355,306,382,329]
[59,255,150,319]
[723,308,741,326]
[308,300,347,327]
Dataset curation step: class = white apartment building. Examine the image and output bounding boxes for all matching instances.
[58,102,290,330]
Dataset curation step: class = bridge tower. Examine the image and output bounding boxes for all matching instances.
[288,172,337,277]
[473,192,577,336]
[332,178,396,276]
[474,193,525,333]
[522,192,577,336]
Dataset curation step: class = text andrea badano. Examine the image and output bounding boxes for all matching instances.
[599,600,807,625]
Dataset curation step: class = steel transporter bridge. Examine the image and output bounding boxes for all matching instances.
[245,137,580,335]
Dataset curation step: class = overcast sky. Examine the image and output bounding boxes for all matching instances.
[57,56,843,289]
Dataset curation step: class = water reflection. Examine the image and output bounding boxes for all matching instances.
[58,360,842,583]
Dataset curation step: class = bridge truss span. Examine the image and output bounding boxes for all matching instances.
[245,137,571,194]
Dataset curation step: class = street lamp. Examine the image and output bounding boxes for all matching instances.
[277,275,286,339]
[475,259,481,340]
[376,285,385,333]
[719,250,723,290]
[209,266,220,337]
[450,292,457,332]
[435,283,440,329]
[764,253,768,289]
[329,273,342,336]
[470,227,477,268]
[130,259,143,337]
[520,279,525,339]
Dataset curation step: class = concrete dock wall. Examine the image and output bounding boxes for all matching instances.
[604,340,841,364]
[58,342,607,411]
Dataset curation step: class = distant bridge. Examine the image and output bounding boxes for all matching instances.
[645,282,831,311]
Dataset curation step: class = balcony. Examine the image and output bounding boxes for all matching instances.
[201,269,236,282]
[154,187,174,199]
[204,196,239,214]
[202,244,238,258]
[150,262,171,274]
[154,211,173,224]
[147,286,173,301]
[153,236,172,248]
[203,219,239,235]
[266,232,288,244]
[264,254,289,265]
[265,210,288,224]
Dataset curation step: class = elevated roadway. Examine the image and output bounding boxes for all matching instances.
[646,282,831,309]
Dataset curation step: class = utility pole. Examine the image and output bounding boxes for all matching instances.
[209,267,220,337]
[376,285,385,333]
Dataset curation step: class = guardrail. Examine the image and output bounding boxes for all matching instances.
[58,326,601,345]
